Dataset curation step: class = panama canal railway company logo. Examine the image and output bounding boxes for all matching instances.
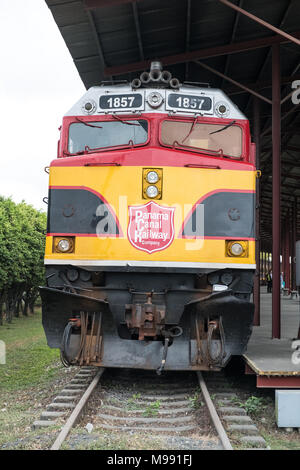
[128,201,175,254]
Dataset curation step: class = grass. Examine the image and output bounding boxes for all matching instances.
[0,311,76,449]
[189,391,203,410]
[0,310,60,391]
[224,365,300,451]
[143,400,161,417]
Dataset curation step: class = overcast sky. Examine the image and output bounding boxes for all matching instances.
[0,0,85,211]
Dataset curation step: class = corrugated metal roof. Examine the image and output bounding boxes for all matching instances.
[45,0,300,241]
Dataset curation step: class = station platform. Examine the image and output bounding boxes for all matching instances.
[243,287,300,388]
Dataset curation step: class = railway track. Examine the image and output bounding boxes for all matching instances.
[33,368,267,450]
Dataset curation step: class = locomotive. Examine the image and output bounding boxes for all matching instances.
[40,62,256,372]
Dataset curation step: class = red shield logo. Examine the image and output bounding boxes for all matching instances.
[128,201,175,254]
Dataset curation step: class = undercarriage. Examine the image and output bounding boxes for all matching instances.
[40,267,254,372]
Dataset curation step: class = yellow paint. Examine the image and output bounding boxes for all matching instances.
[45,165,256,265]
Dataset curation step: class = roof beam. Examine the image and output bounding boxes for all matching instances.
[195,61,272,104]
[226,73,300,96]
[218,0,300,46]
[86,10,106,70]
[243,1,294,115]
[261,104,300,136]
[132,1,144,61]
[84,0,142,8]
[184,0,192,80]
[221,0,243,87]
[104,30,300,76]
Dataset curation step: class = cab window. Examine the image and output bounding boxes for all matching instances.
[160,120,243,159]
[68,119,148,153]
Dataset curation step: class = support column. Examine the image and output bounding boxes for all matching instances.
[253,98,261,325]
[283,213,290,292]
[292,199,297,291]
[272,43,281,339]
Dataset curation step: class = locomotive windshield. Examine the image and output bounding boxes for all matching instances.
[68,119,148,153]
[160,120,243,159]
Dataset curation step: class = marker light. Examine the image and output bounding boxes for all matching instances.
[215,101,230,117]
[146,171,159,184]
[146,185,159,198]
[82,99,96,114]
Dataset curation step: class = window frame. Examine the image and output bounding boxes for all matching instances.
[159,117,246,161]
[65,116,151,155]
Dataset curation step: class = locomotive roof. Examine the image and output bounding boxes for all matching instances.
[66,83,246,119]
[45,0,300,243]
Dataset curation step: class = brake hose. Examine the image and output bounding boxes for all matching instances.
[60,321,76,367]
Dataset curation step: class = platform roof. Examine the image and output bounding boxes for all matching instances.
[45,0,300,244]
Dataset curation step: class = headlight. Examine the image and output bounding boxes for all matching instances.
[146,171,159,184]
[147,91,163,108]
[53,236,75,254]
[58,239,71,252]
[230,242,243,256]
[146,185,159,198]
[143,168,162,200]
[226,240,248,257]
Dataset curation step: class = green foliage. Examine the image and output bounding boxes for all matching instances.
[0,310,60,391]
[0,196,46,322]
[189,391,203,409]
[143,400,161,417]
[234,395,267,416]
[126,393,143,410]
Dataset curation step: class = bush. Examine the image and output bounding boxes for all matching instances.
[0,196,46,324]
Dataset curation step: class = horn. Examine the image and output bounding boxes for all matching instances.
[149,69,162,82]
[131,78,142,89]
[140,71,151,84]
[169,77,180,89]
[161,70,172,84]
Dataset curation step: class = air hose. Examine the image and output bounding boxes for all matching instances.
[60,321,76,367]
[206,318,226,365]
[156,326,183,375]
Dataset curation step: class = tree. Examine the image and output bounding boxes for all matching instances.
[0,197,46,324]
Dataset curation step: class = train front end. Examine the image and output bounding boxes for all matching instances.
[41,64,256,372]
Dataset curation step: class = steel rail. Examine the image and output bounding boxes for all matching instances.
[50,368,105,450]
[197,371,233,450]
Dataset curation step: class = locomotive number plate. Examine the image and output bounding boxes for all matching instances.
[99,93,144,111]
[167,93,213,113]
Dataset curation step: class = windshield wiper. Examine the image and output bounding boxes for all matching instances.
[182,116,199,143]
[111,115,140,126]
[75,117,103,129]
[209,120,236,135]
[84,140,135,153]
[63,149,86,157]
